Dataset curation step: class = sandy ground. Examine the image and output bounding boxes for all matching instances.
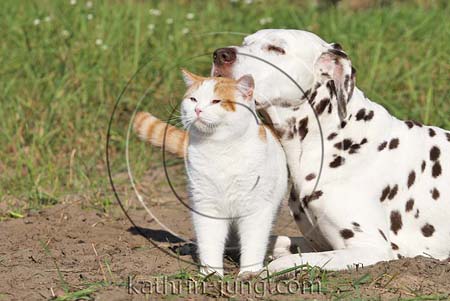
[1,166,449,300]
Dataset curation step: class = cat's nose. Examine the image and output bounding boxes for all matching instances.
[195,107,202,117]
[213,47,236,65]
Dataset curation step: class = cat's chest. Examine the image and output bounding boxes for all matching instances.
[186,143,265,193]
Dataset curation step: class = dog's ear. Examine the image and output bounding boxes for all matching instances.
[314,46,356,121]
[181,69,205,87]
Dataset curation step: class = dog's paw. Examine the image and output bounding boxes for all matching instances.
[267,255,303,274]
[271,236,293,259]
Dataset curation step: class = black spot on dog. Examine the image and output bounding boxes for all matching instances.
[301,88,311,100]
[380,186,390,202]
[349,144,361,154]
[354,108,374,122]
[329,48,348,59]
[328,132,338,140]
[421,160,426,172]
[305,173,316,181]
[364,110,374,121]
[391,242,399,250]
[315,98,330,115]
[428,128,436,137]
[446,132,450,142]
[329,156,345,168]
[356,109,366,121]
[298,117,309,141]
[334,139,353,151]
[432,161,442,178]
[292,106,300,111]
[431,188,440,200]
[344,74,350,91]
[302,190,323,207]
[388,185,398,200]
[412,120,423,127]
[340,229,354,239]
[390,210,403,235]
[407,171,416,188]
[326,80,337,98]
[397,254,404,259]
[405,199,414,212]
[360,138,368,145]
[378,229,388,241]
[308,90,318,105]
[414,209,420,219]
[429,146,440,161]
[389,138,399,149]
[340,121,347,129]
[405,121,414,129]
[332,43,343,51]
[378,141,388,151]
[421,223,435,237]
[352,222,362,232]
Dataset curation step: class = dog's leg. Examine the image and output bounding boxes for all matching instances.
[268,246,394,272]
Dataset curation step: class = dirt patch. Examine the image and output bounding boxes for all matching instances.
[1,163,449,300]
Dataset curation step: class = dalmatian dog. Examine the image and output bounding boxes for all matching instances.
[211,29,450,272]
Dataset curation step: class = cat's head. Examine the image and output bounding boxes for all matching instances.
[180,69,255,136]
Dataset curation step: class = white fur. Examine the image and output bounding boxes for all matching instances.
[181,76,288,276]
[211,29,450,272]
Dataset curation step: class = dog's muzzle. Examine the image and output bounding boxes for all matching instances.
[212,47,236,78]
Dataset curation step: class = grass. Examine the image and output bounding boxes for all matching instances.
[1,0,449,214]
[1,0,449,213]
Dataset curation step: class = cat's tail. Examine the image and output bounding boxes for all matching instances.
[133,112,187,157]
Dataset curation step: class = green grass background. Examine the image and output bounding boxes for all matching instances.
[1,0,449,214]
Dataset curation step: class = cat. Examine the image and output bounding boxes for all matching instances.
[134,70,288,276]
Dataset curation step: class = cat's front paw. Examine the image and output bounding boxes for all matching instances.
[200,267,224,278]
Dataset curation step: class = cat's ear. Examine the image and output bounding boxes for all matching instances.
[181,69,204,87]
[236,74,254,99]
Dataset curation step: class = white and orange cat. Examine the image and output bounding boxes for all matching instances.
[134,70,288,276]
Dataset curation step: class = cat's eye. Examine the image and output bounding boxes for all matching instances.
[190,97,197,102]
[211,99,221,104]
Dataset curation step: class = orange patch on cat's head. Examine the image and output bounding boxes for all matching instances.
[213,77,237,112]
[181,69,207,96]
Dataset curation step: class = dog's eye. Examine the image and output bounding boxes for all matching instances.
[190,97,197,102]
[266,44,285,55]
[211,99,221,104]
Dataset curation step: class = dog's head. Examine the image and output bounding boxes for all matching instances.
[211,29,355,114]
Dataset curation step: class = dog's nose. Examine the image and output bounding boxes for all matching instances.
[213,47,236,65]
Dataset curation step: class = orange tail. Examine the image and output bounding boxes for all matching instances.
[133,112,187,158]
